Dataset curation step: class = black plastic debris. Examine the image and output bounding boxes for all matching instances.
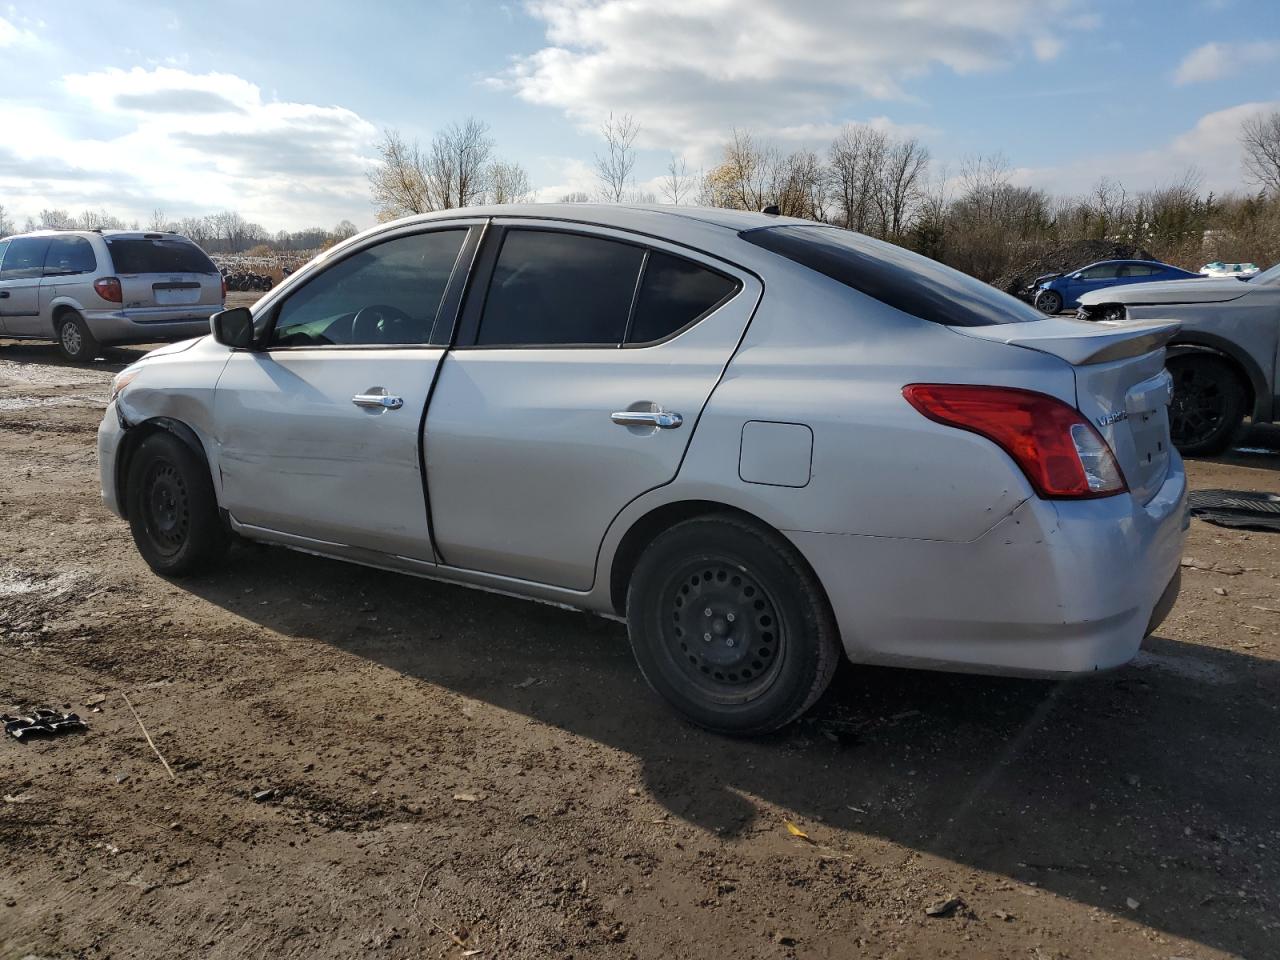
[1188,489,1280,533]
[2,709,88,742]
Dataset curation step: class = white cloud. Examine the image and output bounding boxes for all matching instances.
[0,13,37,47]
[1174,40,1280,85]
[0,67,378,230]
[496,0,1098,161]
[1012,100,1280,195]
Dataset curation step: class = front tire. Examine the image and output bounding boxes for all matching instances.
[1167,354,1246,456]
[626,515,840,735]
[126,432,229,576]
[1034,290,1063,314]
[57,313,101,362]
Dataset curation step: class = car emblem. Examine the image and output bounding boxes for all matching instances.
[1096,410,1128,427]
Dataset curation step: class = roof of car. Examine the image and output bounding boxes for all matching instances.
[388,202,815,235]
[1,229,194,241]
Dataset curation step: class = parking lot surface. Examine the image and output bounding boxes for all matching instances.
[2,335,1278,959]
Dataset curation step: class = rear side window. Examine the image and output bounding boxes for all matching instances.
[105,238,217,274]
[741,225,1042,327]
[477,230,644,346]
[1078,264,1120,280]
[626,252,739,344]
[0,239,9,272]
[0,237,51,281]
[43,236,97,276]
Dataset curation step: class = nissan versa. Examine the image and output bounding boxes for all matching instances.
[97,205,1188,734]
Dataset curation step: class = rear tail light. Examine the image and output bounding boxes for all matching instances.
[220,274,227,301]
[903,384,1127,499]
[93,277,123,303]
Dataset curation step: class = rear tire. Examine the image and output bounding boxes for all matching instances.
[126,432,229,576]
[1034,290,1063,314]
[1167,354,1247,456]
[57,313,101,362]
[626,515,840,736]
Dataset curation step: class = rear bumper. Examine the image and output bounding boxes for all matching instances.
[84,305,219,345]
[787,454,1189,677]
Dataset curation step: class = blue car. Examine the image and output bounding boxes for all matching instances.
[1032,259,1200,315]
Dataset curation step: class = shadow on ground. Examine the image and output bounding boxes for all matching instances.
[181,543,1280,958]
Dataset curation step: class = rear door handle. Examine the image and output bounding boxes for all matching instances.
[352,392,403,410]
[611,410,683,429]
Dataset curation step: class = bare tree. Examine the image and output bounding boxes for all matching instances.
[211,210,249,253]
[75,209,126,231]
[38,208,74,230]
[177,216,215,246]
[881,138,930,239]
[827,124,888,233]
[368,129,431,220]
[0,204,14,236]
[594,112,641,203]
[487,160,532,204]
[661,154,692,205]
[426,117,495,209]
[559,191,592,203]
[333,220,359,241]
[1241,110,1280,196]
[148,209,169,232]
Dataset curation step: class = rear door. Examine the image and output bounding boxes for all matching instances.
[0,236,51,336]
[425,221,759,590]
[39,235,99,324]
[103,235,223,312]
[214,223,479,560]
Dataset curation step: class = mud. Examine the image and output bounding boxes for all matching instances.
[1,335,1278,960]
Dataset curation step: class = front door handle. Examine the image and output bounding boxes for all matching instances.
[352,392,403,410]
[611,410,683,429]
[0,291,9,298]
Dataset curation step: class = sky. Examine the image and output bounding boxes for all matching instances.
[1,0,1278,233]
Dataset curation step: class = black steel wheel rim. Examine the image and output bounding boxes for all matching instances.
[1170,366,1227,447]
[143,459,190,556]
[658,558,786,704]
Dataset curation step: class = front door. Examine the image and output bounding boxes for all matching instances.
[0,236,51,337]
[214,224,477,561]
[426,222,760,590]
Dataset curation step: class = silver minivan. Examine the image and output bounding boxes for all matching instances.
[0,230,224,361]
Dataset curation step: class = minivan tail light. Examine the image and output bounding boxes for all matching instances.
[94,277,123,303]
[903,384,1127,499]
[220,274,227,301]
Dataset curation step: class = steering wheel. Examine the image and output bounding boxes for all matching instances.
[351,304,414,344]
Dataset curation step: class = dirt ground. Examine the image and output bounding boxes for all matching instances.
[1,330,1278,960]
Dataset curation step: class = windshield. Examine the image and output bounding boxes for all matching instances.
[741,224,1043,326]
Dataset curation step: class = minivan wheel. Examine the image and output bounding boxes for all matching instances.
[126,432,228,576]
[1167,354,1246,456]
[626,515,840,736]
[1034,290,1063,314]
[57,314,101,362]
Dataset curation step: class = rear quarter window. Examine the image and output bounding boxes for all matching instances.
[105,238,217,274]
[740,225,1042,327]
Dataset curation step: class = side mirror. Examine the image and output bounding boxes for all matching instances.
[211,307,255,349]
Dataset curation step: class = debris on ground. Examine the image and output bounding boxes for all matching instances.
[925,896,965,918]
[1189,489,1280,532]
[2,708,88,741]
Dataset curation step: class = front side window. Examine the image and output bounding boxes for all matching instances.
[105,237,217,274]
[1078,264,1120,280]
[0,237,51,281]
[43,236,97,277]
[271,229,466,347]
[476,230,644,346]
[626,252,740,344]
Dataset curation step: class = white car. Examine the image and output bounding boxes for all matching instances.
[98,205,1188,734]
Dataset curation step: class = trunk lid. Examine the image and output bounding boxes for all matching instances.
[1079,276,1249,307]
[953,316,1180,505]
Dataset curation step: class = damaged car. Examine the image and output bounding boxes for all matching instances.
[98,205,1188,734]
[1078,261,1279,455]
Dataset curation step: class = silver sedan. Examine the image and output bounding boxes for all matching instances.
[98,205,1188,734]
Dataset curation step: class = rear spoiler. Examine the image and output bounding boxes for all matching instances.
[953,318,1181,366]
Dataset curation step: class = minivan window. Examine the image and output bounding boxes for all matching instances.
[0,239,9,271]
[476,230,644,346]
[0,237,52,282]
[43,236,97,277]
[271,229,466,347]
[626,252,740,344]
[105,237,217,275]
[741,225,1042,327]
